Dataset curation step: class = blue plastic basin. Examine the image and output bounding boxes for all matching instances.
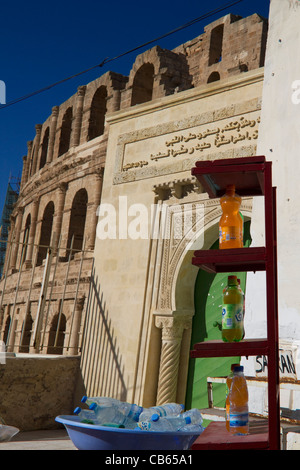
[55,415,200,450]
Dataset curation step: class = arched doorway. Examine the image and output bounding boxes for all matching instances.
[66,188,88,257]
[47,313,66,355]
[185,221,252,410]
[88,86,107,141]
[19,314,33,353]
[37,201,54,266]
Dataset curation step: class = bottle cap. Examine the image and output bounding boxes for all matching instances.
[81,396,87,403]
[185,416,191,424]
[234,365,244,372]
[74,407,81,415]
[228,275,238,285]
[151,413,160,422]
[89,402,97,410]
[226,184,235,194]
[180,404,185,410]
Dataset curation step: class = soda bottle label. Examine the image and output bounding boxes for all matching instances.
[222,304,243,330]
[219,226,239,243]
[229,412,249,428]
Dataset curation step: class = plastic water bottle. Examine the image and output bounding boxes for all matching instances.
[89,401,143,428]
[137,413,191,432]
[228,365,249,435]
[178,423,205,434]
[81,395,120,407]
[181,408,203,425]
[74,407,96,424]
[225,364,240,431]
[138,403,184,421]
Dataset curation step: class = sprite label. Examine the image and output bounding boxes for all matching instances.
[222,304,243,330]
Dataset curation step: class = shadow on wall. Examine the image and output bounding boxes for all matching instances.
[79,265,127,401]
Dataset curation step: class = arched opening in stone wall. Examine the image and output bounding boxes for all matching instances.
[21,213,31,266]
[88,86,107,141]
[47,313,66,355]
[131,63,155,106]
[37,201,54,266]
[19,313,33,353]
[2,314,11,345]
[39,127,49,169]
[208,24,224,65]
[58,107,73,156]
[66,188,88,257]
[207,71,221,83]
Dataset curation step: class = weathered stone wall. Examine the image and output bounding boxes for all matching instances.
[0,356,81,431]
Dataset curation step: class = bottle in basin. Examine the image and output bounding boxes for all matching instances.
[138,403,184,421]
[137,413,191,432]
[89,401,142,428]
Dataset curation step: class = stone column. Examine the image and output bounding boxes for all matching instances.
[155,313,193,405]
[31,124,42,175]
[26,140,33,178]
[47,106,59,163]
[87,168,104,250]
[24,197,40,268]
[9,207,24,272]
[52,182,68,252]
[19,156,28,191]
[70,86,86,147]
[68,295,85,355]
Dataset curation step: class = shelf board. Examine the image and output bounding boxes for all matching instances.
[192,247,266,273]
[190,339,269,358]
[191,421,269,450]
[191,156,266,198]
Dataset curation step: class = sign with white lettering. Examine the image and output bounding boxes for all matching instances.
[255,349,297,380]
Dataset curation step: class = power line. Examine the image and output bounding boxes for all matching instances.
[0,0,244,110]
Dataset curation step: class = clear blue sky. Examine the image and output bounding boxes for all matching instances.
[0,0,270,214]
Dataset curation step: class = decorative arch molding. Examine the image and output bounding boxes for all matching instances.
[139,182,252,406]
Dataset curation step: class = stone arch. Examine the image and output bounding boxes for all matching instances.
[19,313,33,353]
[39,127,49,169]
[87,86,107,141]
[58,107,73,156]
[66,188,88,257]
[151,199,252,407]
[21,213,31,265]
[47,313,66,355]
[37,201,54,266]
[131,63,155,106]
[122,46,192,108]
[207,71,221,83]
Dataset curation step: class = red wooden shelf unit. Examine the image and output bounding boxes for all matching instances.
[190,156,280,450]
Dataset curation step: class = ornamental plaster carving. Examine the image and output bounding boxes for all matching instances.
[113,98,261,184]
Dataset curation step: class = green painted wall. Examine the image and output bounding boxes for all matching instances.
[185,221,251,411]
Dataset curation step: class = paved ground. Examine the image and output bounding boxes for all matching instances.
[0,428,77,450]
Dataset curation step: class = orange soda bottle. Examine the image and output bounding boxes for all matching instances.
[219,184,243,249]
[222,275,244,342]
[225,363,240,431]
[228,365,249,435]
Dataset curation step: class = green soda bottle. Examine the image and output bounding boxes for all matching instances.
[222,275,244,342]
